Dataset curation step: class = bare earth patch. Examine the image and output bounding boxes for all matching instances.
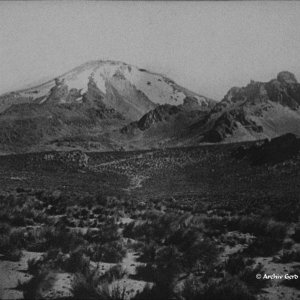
[0,251,43,300]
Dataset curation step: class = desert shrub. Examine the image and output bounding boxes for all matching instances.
[103,264,126,283]
[124,212,180,243]
[92,205,104,214]
[282,267,300,290]
[7,248,22,261]
[71,273,100,300]
[25,230,49,252]
[0,228,25,259]
[26,249,70,277]
[239,215,287,238]
[220,233,239,247]
[88,241,126,263]
[107,284,127,300]
[167,228,200,249]
[0,222,11,234]
[238,216,286,256]
[72,273,127,300]
[0,194,45,226]
[238,215,268,236]
[265,220,287,240]
[43,225,86,252]
[272,202,300,222]
[225,253,254,275]
[77,194,96,209]
[86,221,120,244]
[22,270,49,300]
[96,193,108,206]
[245,236,284,257]
[124,221,159,241]
[135,261,176,298]
[10,212,27,226]
[133,282,172,300]
[202,277,255,300]
[183,238,219,270]
[27,257,45,275]
[277,249,300,263]
[140,210,164,222]
[0,233,11,252]
[20,225,86,253]
[128,240,144,252]
[181,277,204,300]
[135,264,157,282]
[204,215,227,233]
[155,245,183,274]
[87,244,104,261]
[101,241,126,263]
[123,222,135,238]
[293,224,300,243]
[64,248,90,274]
[239,263,269,292]
[138,241,158,263]
[283,238,294,250]
[135,228,218,275]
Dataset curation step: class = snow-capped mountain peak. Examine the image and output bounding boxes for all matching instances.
[4,60,214,121]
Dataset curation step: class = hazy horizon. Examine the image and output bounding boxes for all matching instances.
[1,1,300,100]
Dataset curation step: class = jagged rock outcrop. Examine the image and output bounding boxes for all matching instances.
[137,104,181,131]
[179,96,209,111]
[277,71,298,85]
[199,71,300,143]
[265,72,300,110]
[82,73,105,106]
[66,88,82,103]
[204,108,263,142]
[121,104,182,133]
[47,78,69,103]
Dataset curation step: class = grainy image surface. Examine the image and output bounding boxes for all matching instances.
[0,1,300,300]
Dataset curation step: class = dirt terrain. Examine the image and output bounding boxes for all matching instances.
[0,139,299,299]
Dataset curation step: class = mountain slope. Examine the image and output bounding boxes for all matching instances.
[0,60,215,153]
[0,101,126,153]
[192,71,300,143]
[233,133,300,165]
[1,63,299,153]
[119,98,209,149]
[0,60,215,120]
[124,71,300,148]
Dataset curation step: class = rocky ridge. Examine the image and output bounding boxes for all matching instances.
[199,71,300,142]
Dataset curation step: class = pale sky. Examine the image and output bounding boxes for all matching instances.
[1,1,300,100]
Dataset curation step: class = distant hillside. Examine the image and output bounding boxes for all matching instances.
[118,71,300,149]
[119,98,208,149]
[233,133,300,165]
[0,65,299,153]
[0,101,127,153]
[191,71,300,143]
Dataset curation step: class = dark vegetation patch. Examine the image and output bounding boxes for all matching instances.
[233,133,300,165]
[0,138,299,299]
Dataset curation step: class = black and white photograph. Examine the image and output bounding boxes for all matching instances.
[0,1,300,299]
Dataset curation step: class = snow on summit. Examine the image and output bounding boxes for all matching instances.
[15,60,212,108]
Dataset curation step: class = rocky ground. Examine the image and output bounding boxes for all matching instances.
[0,138,299,299]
